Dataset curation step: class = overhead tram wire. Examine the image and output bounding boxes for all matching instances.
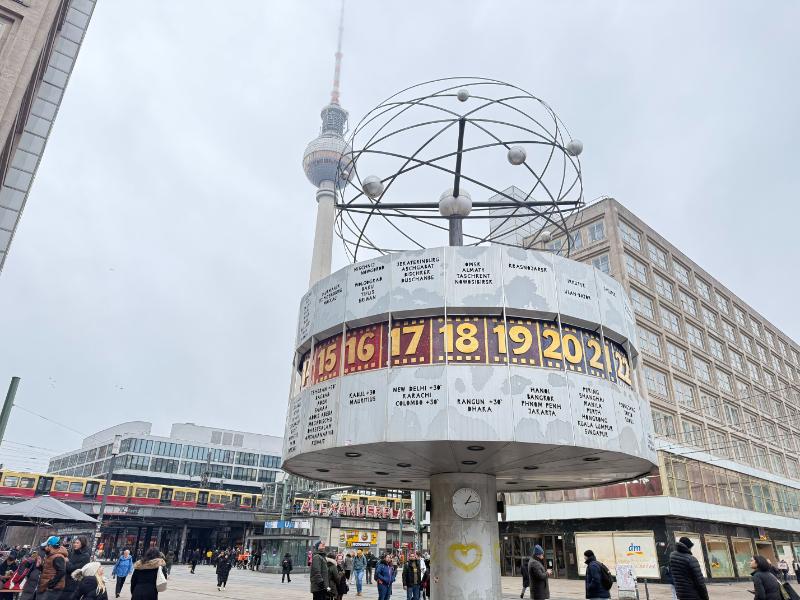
[13,405,86,437]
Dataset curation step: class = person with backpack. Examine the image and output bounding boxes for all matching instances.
[669,537,709,600]
[583,550,612,599]
[528,546,550,600]
[281,553,293,583]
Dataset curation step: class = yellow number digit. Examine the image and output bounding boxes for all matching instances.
[439,323,454,354]
[562,333,583,364]
[509,325,533,355]
[455,322,479,353]
[324,345,337,373]
[492,324,507,355]
[357,332,375,361]
[403,324,425,355]
[542,328,562,360]
[390,326,401,357]
[586,338,604,370]
[344,336,356,365]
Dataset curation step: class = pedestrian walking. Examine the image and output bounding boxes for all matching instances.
[112,550,134,598]
[528,546,550,600]
[344,553,354,582]
[163,552,173,577]
[130,548,166,600]
[376,555,396,600]
[281,553,293,583]
[779,560,790,583]
[37,536,68,600]
[420,559,430,600]
[583,550,613,600]
[326,554,343,600]
[190,550,200,574]
[309,541,330,600]
[669,537,709,600]
[216,554,232,590]
[402,551,423,600]
[520,557,530,599]
[751,556,783,600]
[352,550,366,596]
[72,562,108,600]
[366,553,377,585]
[61,537,90,600]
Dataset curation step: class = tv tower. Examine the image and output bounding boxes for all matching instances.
[302,0,352,286]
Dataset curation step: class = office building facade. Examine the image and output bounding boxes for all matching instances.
[0,0,95,274]
[500,197,800,580]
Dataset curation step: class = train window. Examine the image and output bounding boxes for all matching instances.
[3,476,18,487]
[113,486,128,496]
[135,488,148,498]
[19,478,35,488]
[220,495,230,504]
[69,482,84,493]
[148,489,159,499]
[185,492,196,502]
[210,494,220,504]
[174,491,185,501]
[54,480,70,492]
[241,497,252,506]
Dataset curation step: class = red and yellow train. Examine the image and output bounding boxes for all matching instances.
[0,470,261,510]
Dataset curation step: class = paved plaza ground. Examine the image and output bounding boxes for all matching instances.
[139,564,758,600]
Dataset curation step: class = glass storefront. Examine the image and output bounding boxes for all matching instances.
[500,534,566,578]
[705,536,735,578]
[732,538,754,577]
[756,541,777,563]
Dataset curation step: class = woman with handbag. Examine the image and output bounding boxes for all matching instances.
[130,548,167,600]
[751,556,785,600]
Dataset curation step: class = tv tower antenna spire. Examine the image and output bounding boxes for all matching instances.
[302,0,353,286]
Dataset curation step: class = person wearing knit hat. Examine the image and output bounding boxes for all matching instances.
[71,562,106,600]
[669,537,708,600]
[309,541,329,600]
[527,545,550,600]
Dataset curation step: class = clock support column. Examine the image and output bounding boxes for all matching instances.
[429,473,502,600]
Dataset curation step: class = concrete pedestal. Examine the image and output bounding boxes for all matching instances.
[429,473,502,600]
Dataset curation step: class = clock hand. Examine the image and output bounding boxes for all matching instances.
[464,495,473,505]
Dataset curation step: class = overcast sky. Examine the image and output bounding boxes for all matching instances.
[0,1,798,471]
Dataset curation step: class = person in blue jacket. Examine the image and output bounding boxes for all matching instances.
[111,550,134,598]
[375,554,396,600]
[583,550,611,600]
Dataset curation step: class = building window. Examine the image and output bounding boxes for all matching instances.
[752,445,768,471]
[654,273,674,302]
[764,370,776,388]
[547,238,564,255]
[716,369,733,394]
[701,306,718,331]
[734,307,747,327]
[571,231,583,250]
[625,254,648,284]
[732,439,750,465]
[750,318,762,337]
[708,337,725,361]
[679,291,697,317]
[701,393,722,421]
[756,345,768,363]
[696,278,712,301]
[644,366,669,397]
[707,429,729,457]
[730,351,744,373]
[660,307,681,335]
[638,328,662,357]
[721,320,737,344]
[741,334,754,355]
[587,220,605,243]
[723,403,741,426]
[235,452,258,466]
[630,289,655,320]
[686,323,704,350]
[693,357,712,384]
[673,261,690,285]
[667,342,688,371]
[674,380,696,408]
[779,340,789,358]
[648,242,669,270]
[652,409,677,438]
[591,254,610,274]
[233,467,258,481]
[762,421,777,444]
[715,292,730,315]
[743,412,760,437]
[681,419,704,448]
[619,220,642,250]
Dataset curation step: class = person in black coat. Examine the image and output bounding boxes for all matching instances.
[130,548,166,600]
[72,562,108,600]
[751,556,783,600]
[61,537,90,600]
[584,550,611,600]
[669,538,708,600]
[216,555,232,590]
[520,557,530,599]
[528,546,550,600]
[281,553,293,583]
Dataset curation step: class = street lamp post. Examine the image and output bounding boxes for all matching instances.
[92,434,121,559]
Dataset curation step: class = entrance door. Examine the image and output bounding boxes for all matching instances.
[501,534,566,578]
[36,477,53,495]
[197,491,209,506]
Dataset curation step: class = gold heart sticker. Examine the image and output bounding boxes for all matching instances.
[448,543,483,572]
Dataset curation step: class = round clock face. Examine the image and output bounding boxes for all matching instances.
[452,487,482,519]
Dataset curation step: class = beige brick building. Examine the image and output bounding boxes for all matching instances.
[0,0,96,274]
[497,197,800,581]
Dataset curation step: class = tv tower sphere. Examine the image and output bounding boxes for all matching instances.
[302,103,354,190]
